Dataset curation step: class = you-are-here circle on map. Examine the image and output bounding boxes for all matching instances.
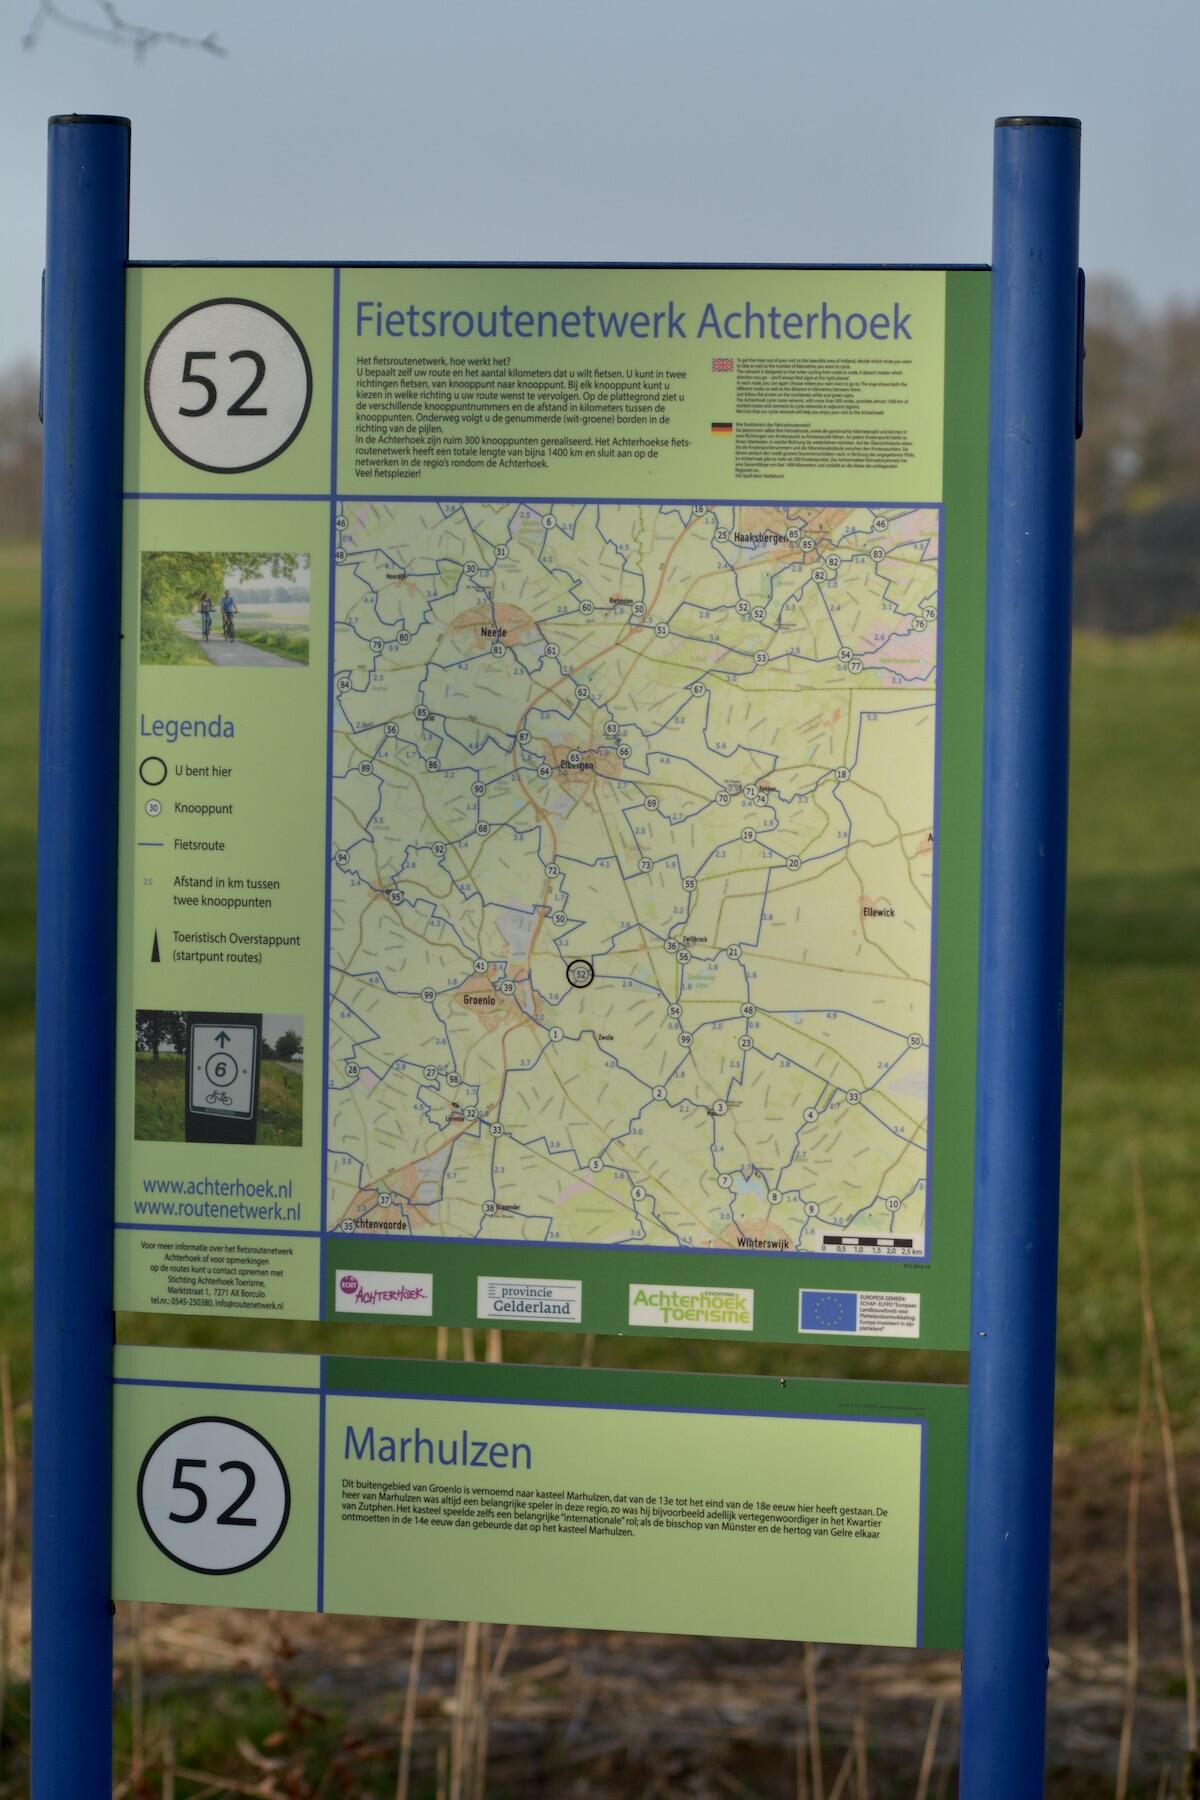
[144,298,313,473]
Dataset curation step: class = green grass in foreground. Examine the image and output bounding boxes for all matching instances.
[134,1051,303,1144]
[1056,632,1200,1433]
[132,1051,190,1140]
[1,546,1197,1445]
[237,625,310,663]
[141,611,210,666]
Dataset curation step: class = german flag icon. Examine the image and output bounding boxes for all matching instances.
[710,421,733,436]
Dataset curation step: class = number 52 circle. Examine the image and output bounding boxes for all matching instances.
[143,297,312,474]
[137,1416,291,1574]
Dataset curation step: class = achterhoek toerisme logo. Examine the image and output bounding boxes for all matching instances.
[628,1283,754,1332]
[333,1270,435,1316]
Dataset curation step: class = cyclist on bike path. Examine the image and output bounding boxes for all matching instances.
[197,592,214,639]
[220,590,238,640]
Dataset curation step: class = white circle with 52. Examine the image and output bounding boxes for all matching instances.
[137,1416,290,1575]
[144,299,313,473]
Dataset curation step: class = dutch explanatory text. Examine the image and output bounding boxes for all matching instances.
[328,500,938,1258]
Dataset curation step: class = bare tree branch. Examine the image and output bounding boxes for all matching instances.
[22,0,226,59]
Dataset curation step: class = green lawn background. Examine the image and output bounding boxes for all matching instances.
[2,544,1197,1441]
[134,1050,304,1145]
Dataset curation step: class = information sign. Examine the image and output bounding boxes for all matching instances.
[113,1346,967,1649]
[34,114,1082,1798]
[184,1012,261,1141]
[116,263,990,1348]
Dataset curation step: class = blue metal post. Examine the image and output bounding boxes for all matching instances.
[34,114,130,1797]
[960,118,1081,1795]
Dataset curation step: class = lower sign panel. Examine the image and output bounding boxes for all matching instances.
[112,1348,966,1648]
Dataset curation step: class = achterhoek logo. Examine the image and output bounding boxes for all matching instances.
[334,1269,434,1316]
[628,1283,754,1332]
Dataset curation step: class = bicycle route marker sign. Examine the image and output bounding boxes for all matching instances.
[188,1021,257,1119]
[183,1013,261,1144]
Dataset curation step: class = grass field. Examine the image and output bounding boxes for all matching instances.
[133,1051,304,1144]
[139,608,211,666]
[1058,632,1200,1433]
[149,614,310,665]
[3,543,1198,1794]
[235,623,310,662]
[152,631,210,666]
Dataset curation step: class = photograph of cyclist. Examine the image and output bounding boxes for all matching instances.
[139,550,311,667]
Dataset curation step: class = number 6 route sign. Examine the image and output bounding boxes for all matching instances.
[185,1012,262,1144]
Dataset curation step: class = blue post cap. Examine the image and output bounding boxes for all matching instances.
[994,116,1081,128]
[49,112,131,126]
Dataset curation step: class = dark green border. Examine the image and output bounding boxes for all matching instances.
[323,1355,967,1648]
[923,270,990,1345]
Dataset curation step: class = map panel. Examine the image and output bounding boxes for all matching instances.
[328,499,938,1260]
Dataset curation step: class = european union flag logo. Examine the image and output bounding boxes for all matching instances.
[800,1290,859,1333]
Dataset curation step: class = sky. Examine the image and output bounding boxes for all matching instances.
[226,561,309,598]
[262,1015,301,1046]
[3,0,1199,367]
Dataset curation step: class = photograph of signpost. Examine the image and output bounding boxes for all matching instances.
[134,1010,303,1145]
[3,3,1200,1797]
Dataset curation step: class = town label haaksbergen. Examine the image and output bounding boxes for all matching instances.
[354,299,915,343]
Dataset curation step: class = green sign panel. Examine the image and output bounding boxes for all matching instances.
[116,265,988,1348]
[113,1346,966,1648]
